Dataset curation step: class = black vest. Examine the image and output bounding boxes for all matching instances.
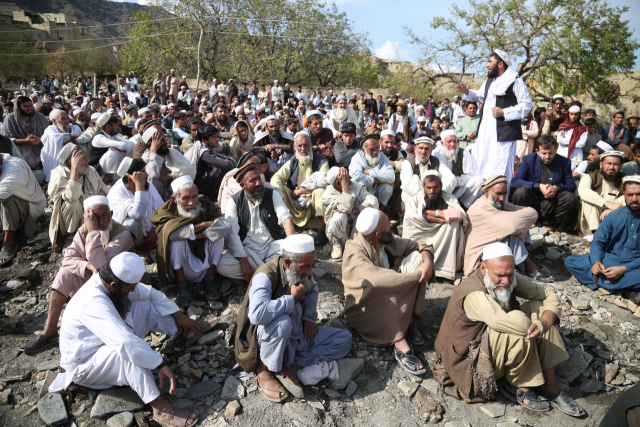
[286,154,327,191]
[450,149,465,177]
[413,156,439,175]
[232,188,286,242]
[477,78,523,142]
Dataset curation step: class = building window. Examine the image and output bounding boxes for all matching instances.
[80,27,86,35]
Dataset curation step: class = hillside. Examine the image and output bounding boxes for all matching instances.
[11,0,146,38]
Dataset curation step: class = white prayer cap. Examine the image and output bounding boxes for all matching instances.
[440,129,457,140]
[72,107,83,116]
[274,79,279,83]
[170,69,176,72]
[596,141,614,152]
[380,129,395,138]
[134,118,145,129]
[90,112,102,122]
[568,105,581,113]
[138,107,150,115]
[306,110,322,118]
[142,127,158,143]
[106,108,116,115]
[356,208,380,235]
[327,167,340,185]
[117,157,133,178]
[182,75,187,78]
[600,150,625,160]
[171,175,193,193]
[58,143,78,163]
[482,242,514,261]
[623,175,640,185]
[417,116,427,122]
[282,234,315,254]
[83,195,109,211]
[336,95,348,102]
[234,106,244,114]
[552,94,564,101]
[414,136,435,146]
[424,170,442,179]
[167,103,175,108]
[493,49,512,67]
[181,86,186,89]
[111,252,145,284]
[416,105,425,111]
[265,115,278,122]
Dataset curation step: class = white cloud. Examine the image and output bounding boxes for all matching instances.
[374,41,411,62]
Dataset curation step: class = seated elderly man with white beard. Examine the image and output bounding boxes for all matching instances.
[49,253,219,427]
[270,132,329,245]
[151,176,231,305]
[108,157,164,248]
[41,109,82,181]
[217,163,295,282]
[234,235,352,402]
[24,196,134,355]
[400,136,456,201]
[90,112,136,184]
[348,134,395,211]
[433,243,583,417]
[322,166,379,259]
[433,129,485,208]
[48,144,109,252]
[402,171,466,281]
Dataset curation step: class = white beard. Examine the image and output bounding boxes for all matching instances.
[483,270,516,312]
[284,265,312,291]
[177,201,204,218]
[296,153,312,166]
[444,146,459,163]
[56,123,71,133]
[98,220,114,248]
[416,154,429,164]
[365,153,380,167]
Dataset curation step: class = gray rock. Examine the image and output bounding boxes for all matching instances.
[496,423,520,427]
[557,347,593,383]
[220,376,245,401]
[333,358,365,390]
[324,388,342,399]
[172,398,193,409]
[398,380,419,397]
[39,371,59,398]
[580,379,603,393]
[571,299,589,310]
[312,267,326,278]
[212,400,228,411]
[282,402,323,426]
[187,380,221,400]
[72,402,87,416]
[613,374,626,386]
[545,248,562,261]
[38,393,68,427]
[177,353,191,367]
[318,260,342,276]
[605,363,619,383]
[0,391,9,405]
[187,306,203,319]
[209,301,224,310]
[344,381,358,397]
[90,388,145,419]
[414,388,444,424]
[306,395,325,410]
[106,412,135,427]
[37,359,60,371]
[5,280,24,290]
[480,402,505,418]
[421,379,440,395]
[197,330,223,345]
[444,422,471,427]
[224,400,241,419]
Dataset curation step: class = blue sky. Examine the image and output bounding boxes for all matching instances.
[113,0,639,69]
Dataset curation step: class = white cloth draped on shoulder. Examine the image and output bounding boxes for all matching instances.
[0,153,46,222]
[41,125,82,181]
[108,179,164,235]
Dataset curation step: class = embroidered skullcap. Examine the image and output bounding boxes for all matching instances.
[91,112,102,122]
[170,175,193,193]
[327,167,340,185]
[134,118,145,129]
[481,175,508,191]
[380,129,395,137]
[58,143,78,163]
[265,115,278,122]
[424,170,441,179]
[110,252,145,284]
[417,116,427,122]
[138,107,150,115]
[552,94,564,101]
[622,175,640,185]
[282,234,315,254]
[596,141,614,152]
[599,150,625,160]
[493,49,512,67]
[142,127,158,143]
[336,95,348,102]
[306,110,322,119]
[440,129,457,140]
[117,157,133,178]
[83,195,109,211]
[568,105,581,113]
[482,242,513,261]
[96,112,115,127]
[414,136,435,146]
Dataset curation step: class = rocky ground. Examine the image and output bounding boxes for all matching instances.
[0,212,637,427]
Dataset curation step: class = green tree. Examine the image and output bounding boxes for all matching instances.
[403,0,639,103]
[0,36,47,83]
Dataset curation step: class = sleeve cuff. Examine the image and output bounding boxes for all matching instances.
[532,319,544,335]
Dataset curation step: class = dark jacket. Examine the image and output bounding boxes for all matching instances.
[511,152,576,193]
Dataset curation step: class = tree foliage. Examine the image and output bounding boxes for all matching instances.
[120,0,378,88]
[402,0,639,103]
[0,36,47,82]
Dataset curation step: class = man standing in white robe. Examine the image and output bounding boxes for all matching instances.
[49,253,218,427]
[41,109,82,182]
[433,130,485,208]
[456,50,533,184]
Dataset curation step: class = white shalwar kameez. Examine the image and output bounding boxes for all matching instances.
[399,157,456,200]
[108,179,164,246]
[217,190,292,281]
[462,69,532,184]
[92,133,136,174]
[556,127,587,170]
[168,226,224,284]
[40,124,82,181]
[50,275,179,403]
[432,146,485,208]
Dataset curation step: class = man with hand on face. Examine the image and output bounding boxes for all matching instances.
[255,115,295,168]
[234,234,352,402]
[342,208,435,376]
[217,163,294,282]
[24,196,134,355]
[48,144,109,252]
[566,175,640,293]
[49,253,219,427]
[90,112,136,184]
[434,243,582,417]
[40,109,82,182]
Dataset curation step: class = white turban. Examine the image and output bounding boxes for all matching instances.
[142,127,158,143]
[380,129,395,138]
[170,175,193,193]
[552,94,564,101]
[482,242,513,261]
[327,167,340,185]
[356,208,380,235]
[58,143,78,163]
[83,195,109,211]
[111,252,146,284]
[282,234,315,254]
[568,105,581,113]
[440,129,457,140]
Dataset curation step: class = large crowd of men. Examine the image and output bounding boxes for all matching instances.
[0,49,638,424]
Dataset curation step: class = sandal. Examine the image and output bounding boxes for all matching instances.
[185,317,219,345]
[393,346,426,375]
[276,371,304,398]
[500,382,550,412]
[536,387,586,417]
[24,333,59,356]
[256,371,288,402]
[528,269,554,283]
[0,242,20,267]
[405,322,425,346]
[153,407,198,427]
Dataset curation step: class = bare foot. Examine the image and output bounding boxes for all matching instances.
[0,241,16,264]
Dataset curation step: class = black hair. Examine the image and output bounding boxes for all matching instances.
[16,95,31,105]
[584,109,596,116]
[584,118,598,127]
[537,134,558,150]
[187,117,204,128]
[122,158,147,184]
[99,257,128,289]
[623,180,640,192]
[489,53,509,69]
[174,111,186,121]
[196,124,220,141]
[465,101,478,108]
[633,141,640,155]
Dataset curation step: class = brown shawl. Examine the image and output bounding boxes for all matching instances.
[342,232,431,344]
[150,195,221,284]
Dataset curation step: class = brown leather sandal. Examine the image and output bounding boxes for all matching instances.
[256,371,288,402]
[153,407,198,427]
[24,333,59,356]
[276,372,304,398]
[185,318,220,345]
